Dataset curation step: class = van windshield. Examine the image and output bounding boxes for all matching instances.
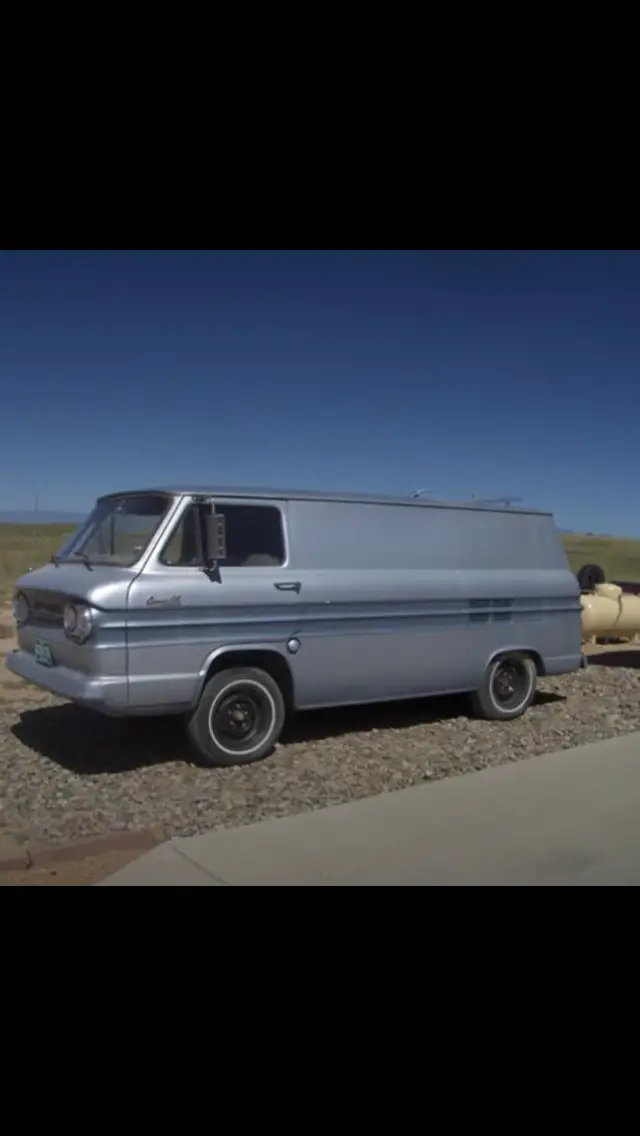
[57,494,172,567]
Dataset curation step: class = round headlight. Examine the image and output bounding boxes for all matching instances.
[13,592,30,625]
[63,603,93,643]
[63,603,78,634]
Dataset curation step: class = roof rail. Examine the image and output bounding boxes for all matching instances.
[410,489,524,508]
[469,495,524,508]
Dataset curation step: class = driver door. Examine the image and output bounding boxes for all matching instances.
[125,498,302,708]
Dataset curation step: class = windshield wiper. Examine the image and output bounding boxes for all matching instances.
[69,552,94,571]
[50,554,60,567]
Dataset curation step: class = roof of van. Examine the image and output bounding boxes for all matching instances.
[100,485,551,516]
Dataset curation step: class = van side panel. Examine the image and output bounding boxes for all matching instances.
[288,500,570,572]
[285,501,580,709]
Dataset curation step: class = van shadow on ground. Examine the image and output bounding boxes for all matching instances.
[9,689,566,777]
[587,651,640,670]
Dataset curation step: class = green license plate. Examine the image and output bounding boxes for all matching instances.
[34,640,54,667]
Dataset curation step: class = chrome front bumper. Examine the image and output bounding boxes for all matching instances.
[4,648,128,713]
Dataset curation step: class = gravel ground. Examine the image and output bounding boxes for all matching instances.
[1,655,640,848]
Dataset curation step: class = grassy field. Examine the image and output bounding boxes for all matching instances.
[2,523,640,603]
[562,534,640,581]
[0,524,76,602]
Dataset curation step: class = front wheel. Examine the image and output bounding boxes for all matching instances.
[470,653,537,721]
[187,667,286,767]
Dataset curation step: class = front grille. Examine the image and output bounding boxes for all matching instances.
[31,602,63,627]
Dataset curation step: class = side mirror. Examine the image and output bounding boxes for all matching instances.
[204,510,227,567]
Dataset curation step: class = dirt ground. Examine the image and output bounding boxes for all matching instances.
[0,822,163,886]
[0,845,158,886]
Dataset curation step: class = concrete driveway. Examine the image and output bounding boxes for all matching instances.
[101,732,640,886]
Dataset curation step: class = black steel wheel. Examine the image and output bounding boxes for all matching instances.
[470,653,537,721]
[187,666,286,767]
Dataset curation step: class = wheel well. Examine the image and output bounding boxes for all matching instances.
[204,650,295,710]
[490,648,545,677]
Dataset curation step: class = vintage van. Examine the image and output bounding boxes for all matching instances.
[6,486,583,766]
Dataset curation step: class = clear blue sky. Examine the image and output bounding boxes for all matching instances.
[1,249,638,534]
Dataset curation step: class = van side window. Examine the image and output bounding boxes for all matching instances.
[159,504,285,567]
[220,505,285,567]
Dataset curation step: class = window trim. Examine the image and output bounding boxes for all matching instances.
[154,499,290,571]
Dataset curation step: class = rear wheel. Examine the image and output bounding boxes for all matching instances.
[471,653,537,721]
[187,666,286,767]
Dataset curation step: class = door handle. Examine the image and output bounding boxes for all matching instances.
[274,581,302,593]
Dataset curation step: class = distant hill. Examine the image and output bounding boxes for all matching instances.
[563,532,640,581]
[0,510,85,525]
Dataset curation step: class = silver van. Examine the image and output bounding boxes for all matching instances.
[6,486,582,766]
